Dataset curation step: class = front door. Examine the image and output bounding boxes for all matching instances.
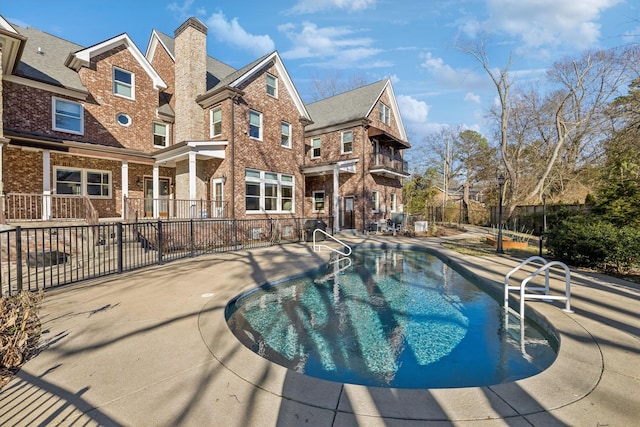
[144,178,170,217]
[212,178,224,218]
[341,196,354,229]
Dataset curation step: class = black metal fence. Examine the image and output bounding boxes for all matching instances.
[0,217,332,297]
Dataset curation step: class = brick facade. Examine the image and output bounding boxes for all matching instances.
[0,15,408,228]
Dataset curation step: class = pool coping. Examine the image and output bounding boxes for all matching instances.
[198,241,604,422]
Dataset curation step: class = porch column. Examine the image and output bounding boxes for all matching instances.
[121,161,128,220]
[152,165,159,218]
[42,150,51,220]
[333,166,339,233]
[188,151,197,201]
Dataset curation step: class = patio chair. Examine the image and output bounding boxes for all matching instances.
[390,213,406,235]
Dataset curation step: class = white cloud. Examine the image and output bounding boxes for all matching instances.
[388,74,400,84]
[481,0,622,50]
[464,92,481,103]
[279,21,383,68]
[420,52,485,89]
[167,0,195,20]
[397,95,429,124]
[206,12,275,56]
[287,0,377,14]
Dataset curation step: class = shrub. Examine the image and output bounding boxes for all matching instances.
[546,216,640,272]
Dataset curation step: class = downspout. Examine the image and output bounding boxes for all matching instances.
[230,95,237,219]
[362,119,371,234]
[362,124,367,233]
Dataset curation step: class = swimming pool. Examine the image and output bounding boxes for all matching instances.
[225,248,558,389]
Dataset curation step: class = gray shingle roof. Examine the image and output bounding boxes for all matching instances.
[305,80,388,131]
[13,24,85,92]
[154,31,236,91]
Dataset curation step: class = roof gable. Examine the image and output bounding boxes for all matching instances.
[225,51,311,122]
[66,33,166,90]
[306,79,408,143]
[0,16,26,75]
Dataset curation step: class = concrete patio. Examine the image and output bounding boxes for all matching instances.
[1,230,639,426]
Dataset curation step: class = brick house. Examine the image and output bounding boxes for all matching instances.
[0,15,409,232]
[303,80,410,232]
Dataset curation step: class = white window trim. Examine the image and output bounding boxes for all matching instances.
[153,122,169,148]
[245,169,295,214]
[266,73,278,98]
[390,193,397,212]
[312,190,325,213]
[372,190,380,213]
[210,106,222,137]
[341,130,353,154]
[379,102,390,126]
[116,113,132,127]
[249,110,263,141]
[52,97,84,135]
[53,166,112,199]
[113,66,135,100]
[281,121,292,149]
[311,137,321,159]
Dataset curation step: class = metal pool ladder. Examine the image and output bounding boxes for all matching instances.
[504,256,573,319]
[312,229,352,257]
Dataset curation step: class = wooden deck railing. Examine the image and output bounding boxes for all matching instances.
[3,193,90,221]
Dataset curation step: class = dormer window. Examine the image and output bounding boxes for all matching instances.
[113,67,134,99]
[266,73,277,98]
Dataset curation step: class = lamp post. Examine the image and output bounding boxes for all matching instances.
[497,174,505,254]
[539,193,547,256]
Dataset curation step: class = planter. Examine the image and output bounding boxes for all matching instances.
[485,236,528,250]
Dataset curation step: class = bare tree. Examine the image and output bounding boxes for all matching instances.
[460,37,640,214]
[457,37,517,213]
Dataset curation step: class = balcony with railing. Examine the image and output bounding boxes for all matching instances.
[369,152,410,178]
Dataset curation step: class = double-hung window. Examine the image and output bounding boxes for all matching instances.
[390,193,397,212]
[55,167,111,198]
[210,106,222,137]
[153,122,168,148]
[372,190,380,212]
[311,138,321,158]
[249,110,262,140]
[281,122,291,148]
[52,98,84,134]
[341,130,353,154]
[245,169,295,213]
[313,191,325,212]
[113,67,134,99]
[379,102,390,126]
[266,73,277,97]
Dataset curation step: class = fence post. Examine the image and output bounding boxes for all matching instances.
[157,220,163,265]
[190,219,194,257]
[15,226,23,292]
[117,222,123,274]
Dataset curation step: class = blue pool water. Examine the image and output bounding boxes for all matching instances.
[225,248,558,389]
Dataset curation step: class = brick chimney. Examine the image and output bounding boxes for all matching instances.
[173,17,207,143]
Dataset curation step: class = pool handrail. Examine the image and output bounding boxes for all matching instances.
[313,228,352,257]
[504,256,549,308]
[519,261,573,317]
[504,256,573,319]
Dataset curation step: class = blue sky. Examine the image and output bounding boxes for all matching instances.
[2,0,639,165]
